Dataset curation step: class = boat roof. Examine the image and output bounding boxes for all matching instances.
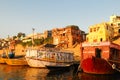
[82,41,120,50]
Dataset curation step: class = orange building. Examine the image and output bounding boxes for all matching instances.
[52,25,85,48]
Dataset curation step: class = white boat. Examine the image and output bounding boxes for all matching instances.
[25,48,74,68]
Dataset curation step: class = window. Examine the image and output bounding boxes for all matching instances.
[97,27,100,31]
[100,38,102,42]
[106,25,108,30]
[118,29,120,33]
[90,28,92,32]
[94,28,96,32]
[63,33,65,36]
[118,23,120,26]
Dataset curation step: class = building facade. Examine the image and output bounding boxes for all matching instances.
[52,25,85,48]
[86,22,114,42]
[110,15,120,37]
[86,15,120,43]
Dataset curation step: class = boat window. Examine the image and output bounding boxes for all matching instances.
[90,28,92,32]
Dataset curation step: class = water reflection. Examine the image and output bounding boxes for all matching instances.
[0,64,27,80]
[0,64,120,80]
[0,64,77,80]
[25,68,49,80]
[77,72,120,80]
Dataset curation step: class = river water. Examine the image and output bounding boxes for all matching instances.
[0,64,119,80]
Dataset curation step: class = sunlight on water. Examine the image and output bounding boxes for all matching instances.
[0,64,119,80]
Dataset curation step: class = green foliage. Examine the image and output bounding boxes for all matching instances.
[44,37,53,44]
[19,37,53,47]
[13,36,17,40]
[66,25,79,30]
[17,32,26,38]
[21,42,27,47]
[34,38,44,46]
[27,41,32,46]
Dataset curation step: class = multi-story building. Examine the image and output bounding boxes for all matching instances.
[110,15,120,37]
[86,22,114,42]
[86,15,120,43]
[44,30,52,38]
[52,25,85,48]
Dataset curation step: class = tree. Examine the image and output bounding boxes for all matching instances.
[17,32,26,38]
[13,36,17,40]
[44,37,53,44]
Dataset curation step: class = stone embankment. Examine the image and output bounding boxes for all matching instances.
[62,44,81,62]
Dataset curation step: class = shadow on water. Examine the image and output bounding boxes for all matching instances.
[25,65,79,80]
[77,72,120,80]
[46,67,75,80]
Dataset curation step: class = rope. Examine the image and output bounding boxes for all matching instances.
[106,59,120,72]
[112,64,120,72]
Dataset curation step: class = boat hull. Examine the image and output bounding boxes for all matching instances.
[0,58,6,64]
[5,59,28,66]
[25,57,49,68]
[26,57,73,68]
[81,57,116,74]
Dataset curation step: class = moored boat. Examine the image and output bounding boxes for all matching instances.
[0,58,6,64]
[0,49,15,64]
[25,48,74,68]
[5,58,28,66]
[80,41,120,74]
[5,55,28,66]
[81,57,115,74]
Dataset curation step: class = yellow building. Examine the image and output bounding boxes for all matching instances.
[110,15,120,37]
[87,15,120,43]
[86,22,114,42]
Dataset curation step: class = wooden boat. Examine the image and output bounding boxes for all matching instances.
[0,58,6,63]
[0,48,15,64]
[81,57,115,74]
[5,55,28,66]
[80,41,120,74]
[5,59,28,66]
[25,48,74,68]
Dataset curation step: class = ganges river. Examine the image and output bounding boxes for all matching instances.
[0,64,120,80]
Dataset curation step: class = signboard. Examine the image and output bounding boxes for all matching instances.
[82,42,110,47]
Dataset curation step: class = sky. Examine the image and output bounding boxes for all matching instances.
[0,0,120,38]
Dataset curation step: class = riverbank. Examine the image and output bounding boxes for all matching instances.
[0,44,81,62]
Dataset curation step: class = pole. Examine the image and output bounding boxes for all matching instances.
[32,28,35,47]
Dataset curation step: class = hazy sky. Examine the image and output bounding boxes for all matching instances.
[0,0,120,38]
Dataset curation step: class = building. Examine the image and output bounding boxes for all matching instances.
[22,30,52,42]
[44,30,52,38]
[110,15,120,37]
[86,15,120,43]
[86,22,114,42]
[52,25,85,48]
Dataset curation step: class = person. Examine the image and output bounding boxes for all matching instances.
[8,49,15,58]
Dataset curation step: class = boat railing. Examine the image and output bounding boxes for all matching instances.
[108,59,120,64]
